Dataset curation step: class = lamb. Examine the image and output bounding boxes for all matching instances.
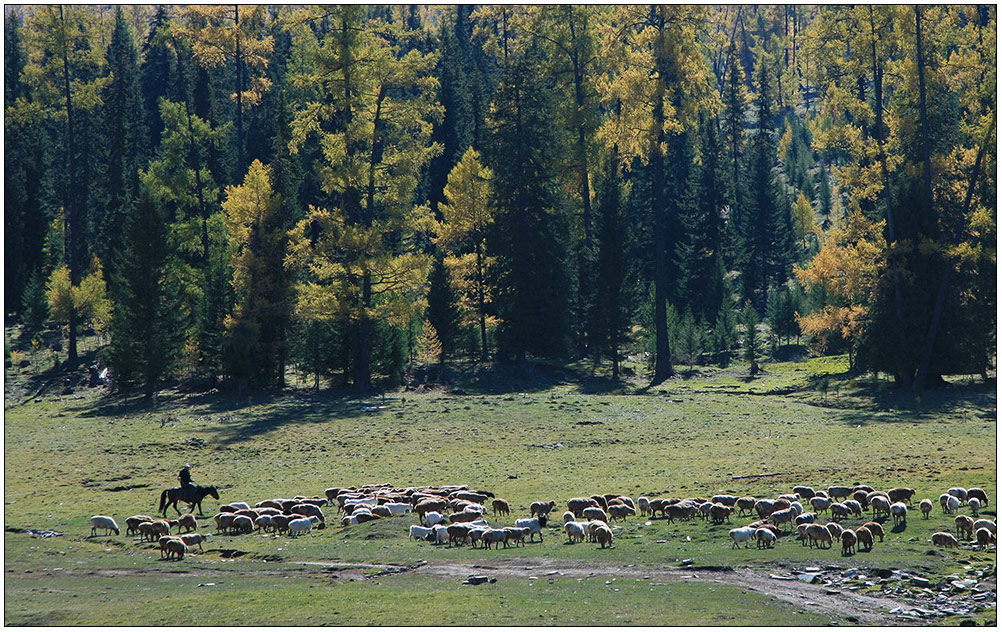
[729,526,757,549]
[530,500,556,518]
[709,504,733,525]
[755,528,776,549]
[890,502,908,525]
[940,493,961,514]
[637,497,651,516]
[503,527,530,547]
[90,515,120,537]
[567,497,599,517]
[843,500,863,518]
[804,524,833,549]
[829,503,849,520]
[947,487,969,501]
[975,527,995,549]
[608,503,637,521]
[565,521,587,544]
[855,526,874,550]
[931,532,959,548]
[736,497,756,517]
[792,486,815,500]
[887,487,915,504]
[968,498,981,516]
[175,513,198,534]
[841,529,857,555]
[973,519,996,535]
[594,524,614,549]
[125,515,153,537]
[164,537,187,560]
[582,507,608,523]
[408,525,433,542]
[810,496,831,515]
[491,499,511,517]
[860,521,885,542]
[180,532,208,552]
[870,496,891,518]
[515,514,548,542]
[966,488,990,507]
[287,516,319,537]
[919,499,933,519]
[955,515,975,539]
[231,515,255,534]
[827,486,853,501]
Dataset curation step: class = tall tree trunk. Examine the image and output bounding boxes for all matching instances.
[234,5,244,172]
[475,244,488,362]
[914,6,934,213]
[60,6,80,367]
[651,8,673,385]
[567,9,592,247]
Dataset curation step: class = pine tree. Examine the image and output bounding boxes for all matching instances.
[20,268,49,333]
[712,273,738,366]
[591,149,630,379]
[426,252,462,366]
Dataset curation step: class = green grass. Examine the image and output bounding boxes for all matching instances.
[4,347,996,625]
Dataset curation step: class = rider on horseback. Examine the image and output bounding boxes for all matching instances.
[178,464,193,488]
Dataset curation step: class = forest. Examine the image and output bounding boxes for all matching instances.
[4,5,996,396]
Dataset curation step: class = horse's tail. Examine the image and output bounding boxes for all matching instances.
[159,489,169,514]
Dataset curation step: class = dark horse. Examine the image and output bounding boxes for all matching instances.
[159,484,219,517]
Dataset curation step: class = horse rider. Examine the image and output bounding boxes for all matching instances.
[178,464,194,488]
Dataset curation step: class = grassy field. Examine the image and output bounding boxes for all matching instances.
[4,350,996,625]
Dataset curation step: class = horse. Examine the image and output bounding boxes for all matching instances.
[159,484,219,517]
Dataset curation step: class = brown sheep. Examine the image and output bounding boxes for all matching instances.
[291,504,325,525]
[126,515,154,537]
[967,488,990,507]
[503,527,529,547]
[213,513,237,533]
[931,532,959,548]
[414,499,447,521]
[826,522,844,540]
[665,503,695,523]
[590,495,609,511]
[176,513,198,534]
[583,507,609,523]
[608,503,636,521]
[448,510,484,524]
[792,486,815,500]
[709,504,733,525]
[371,506,392,517]
[855,526,874,550]
[164,538,187,560]
[567,497,599,518]
[852,490,870,510]
[955,515,975,539]
[754,499,776,519]
[975,527,995,549]
[827,486,853,501]
[860,521,885,542]
[447,524,471,547]
[594,524,614,549]
[491,499,511,517]
[530,500,556,517]
[736,497,756,517]
[255,500,284,511]
[887,487,915,504]
[772,498,793,512]
[805,524,832,549]
[158,535,181,559]
[180,532,208,552]
[841,530,857,555]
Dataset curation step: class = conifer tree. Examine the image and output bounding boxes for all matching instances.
[591,149,630,379]
[426,252,462,366]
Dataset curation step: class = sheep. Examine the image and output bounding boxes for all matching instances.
[561,511,575,525]
[729,526,757,549]
[491,499,511,517]
[768,508,796,531]
[255,507,282,517]
[503,527,530,547]
[870,495,891,518]
[582,520,606,543]
[515,514,548,543]
[919,499,934,519]
[947,487,969,501]
[255,515,275,532]
[796,523,811,546]
[843,500,863,518]
[228,501,252,511]
[841,529,857,555]
[590,495,609,511]
[382,502,412,516]
[141,520,170,541]
[648,499,669,518]
[432,524,449,545]
[256,500,284,511]
[214,512,237,533]
[852,490,870,510]
[288,516,318,537]
[709,504,733,525]
[890,502,907,525]
[614,496,635,510]
[468,527,489,549]
[866,491,889,506]
[778,494,799,503]
[482,528,510,550]
[271,514,293,533]
[790,501,804,516]
[826,522,844,541]
[567,497,599,517]
[973,519,996,535]
[164,538,187,560]
[422,511,445,527]
[975,527,995,549]
[290,504,325,525]
[90,516,120,537]
[792,486,815,500]
[637,497,651,516]
[887,487,915,504]
[158,535,181,559]
[813,490,829,499]
[666,502,696,523]
[452,491,489,504]
[371,506,392,518]
[810,496,831,515]
[755,528,777,549]
[931,532,959,548]
[827,486,853,501]
[564,521,586,544]
[754,499,776,519]
[698,501,714,521]
[804,524,832,549]
[968,498,981,517]
[966,488,990,507]
[235,509,260,521]
[414,499,448,521]
[736,497,756,517]
[940,493,961,514]
[955,515,975,539]
[594,524,614,549]
[530,500,556,518]
[125,515,153,537]
[852,484,874,493]
[408,525,434,542]
[449,510,484,524]
[176,513,197,534]
[855,526,874,550]
[582,507,608,523]
[295,497,328,507]
[712,494,738,507]
[231,515,254,534]
[860,521,885,542]
[180,533,208,552]
[795,512,816,526]
[608,503,637,521]
[829,503,849,521]
[354,512,381,524]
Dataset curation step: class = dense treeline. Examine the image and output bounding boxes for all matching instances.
[4,5,996,395]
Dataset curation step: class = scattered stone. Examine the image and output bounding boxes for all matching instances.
[680,559,693,567]
[912,577,931,588]
[463,575,491,585]
[770,574,795,581]
[797,573,821,584]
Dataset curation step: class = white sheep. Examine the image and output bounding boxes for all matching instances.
[226,501,251,511]
[637,497,651,516]
[432,524,449,545]
[810,496,831,514]
[594,524,614,548]
[422,511,445,527]
[941,494,961,514]
[180,533,209,552]
[755,528,776,549]
[561,511,575,524]
[729,526,757,549]
[890,502,907,525]
[947,487,969,501]
[843,500,863,517]
[408,525,433,541]
[582,507,608,523]
[968,498,981,516]
[90,516,120,537]
[288,516,318,537]
[919,498,933,519]
[515,515,548,543]
[870,495,891,518]
[972,518,995,535]
[829,503,849,520]
[564,521,586,544]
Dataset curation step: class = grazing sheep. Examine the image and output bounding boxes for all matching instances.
[860,522,885,542]
[561,511,575,525]
[955,515,975,539]
[829,503,849,521]
[796,523,811,546]
[866,491,889,507]
[594,524,614,549]
[975,527,995,549]
[567,497,599,518]
[637,497,651,516]
[792,486,815,500]
[414,499,448,521]
[805,524,833,549]
[843,500,863,518]
[231,515,254,534]
[590,495,609,511]
[941,494,961,514]
[176,513,197,534]
[125,515,153,537]
[968,498,981,516]
[698,501,714,521]
[565,521,586,544]
[790,501,804,516]
[257,514,277,532]
[354,512,381,525]
[615,496,636,510]
[142,520,170,541]
[158,535,181,559]
[813,490,829,499]
[180,533,208,552]
[890,502,907,525]
[887,488,915,504]
[608,504,637,521]
[666,502,696,523]
[931,532,959,548]
[712,494,738,507]
[408,525,433,541]
[422,511,445,527]
[755,528,776,549]
[449,510,484,524]
[482,528,509,550]
[947,487,969,501]
[583,520,606,543]
[503,527,529,547]
[795,512,816,526]
[966,488,990,507]
[514,515,548,543]
[383,502,412,516]
[452,491,489,505]
[256,500,284,511]
[826,522,844,540]
[90,516,120,537]
[778,494,799,503]
[214,513,236,533]
[468,527,488,549]
[855,526,874,551]
[973,519,996,535]
[491,499,511,517]
[769,508,796,531]
[648,499,668,518]
[841,530,857,555]
[583,507,608,523]
[852,484,874,493]
[852,490,870,510]
[371,506,392,518]
[827,486,853,501]
[292,504,327,523]
[530,500,556,518]
[729,526,757,549]
[164,538,187,560]
[810,496,831,515]
[870,496,891,518]
[919,499,933,519]
[288,516,318,537]
[431,524,449,545]
[271,515,293,533]
[446,524,470,546]
[735,497,756,517]
[709,504,733,525]
[754,499,776,519]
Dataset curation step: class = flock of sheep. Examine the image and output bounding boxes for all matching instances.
[87,482,995,562]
